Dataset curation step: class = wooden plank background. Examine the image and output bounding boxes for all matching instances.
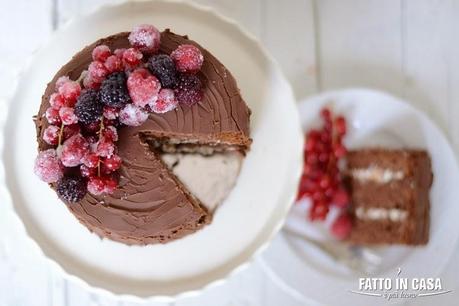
[0,0,458,305]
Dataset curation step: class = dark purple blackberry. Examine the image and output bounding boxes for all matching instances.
[147,54,178,88]
[56,176,87,203]
[174,74,203,106]
[74,89,103,124]
[100,72,131,107]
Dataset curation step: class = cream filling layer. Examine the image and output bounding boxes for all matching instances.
[355,207,408,222]
[351,166,404,183]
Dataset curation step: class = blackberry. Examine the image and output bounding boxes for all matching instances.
[174,74,203,106]
[147,54,178,88]
[74,89,103,124]
[100,72,131,107]
[56,176,87,203]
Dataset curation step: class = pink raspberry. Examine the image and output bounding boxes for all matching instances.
[45,107,62,125]
[80,164,97,178]
[49,93,65,109]
[128,24,161,54]
[58,134,89,167]
[114,48,126,59]
[122,48,143,68]
[95,136,115,157]
[43,125,60,145]
[330,213,352,240]
[127,68,161,107]
[103,106,119,120]
[34,149,64,183]
[58,81,81,105]
[171,44,204,73]
[104,55,123,73]
[88,61,108,82]
[103,154,122,171]
[87,177,106,195]
[92,45,111,62]
[83,74,101,89]
[82,152,99,168]
[119,104,149,126]
[63,124,81,140]
[55,76,71,91]
[59,107,78,125]
[148,88,178,113]
[103,126,118,142]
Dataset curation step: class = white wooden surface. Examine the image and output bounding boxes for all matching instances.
[1,0,458,305]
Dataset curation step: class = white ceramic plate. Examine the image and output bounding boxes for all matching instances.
[260,89,459,306]
[0,0,302,302]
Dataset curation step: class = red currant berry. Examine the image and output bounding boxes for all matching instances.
[82,152,99,168]
[34,149,64,183]
[45,107,62,125]
[88,61,108,82]
[80,164,97,178]
[104,55,123,73]
[58,81,81,105]
[122,48,143,67]
[170,44,204,73]
[92,45,111,62]
[87,177,106,196]
[49,93,65,109]
[104,154,122,171]
[59,107,78,125]
[128,24,161,53]
[58,134,89,167]
[43,125,60,145]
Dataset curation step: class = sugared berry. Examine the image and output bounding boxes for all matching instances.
[147,54,178,88]
[127,68,161,107]
[58,81,81,105]
[82,121,101,135]
[122,48,143,68]
[80,164,97,178]
[103,126,118,142]
[175,74,203,106]
[331,213,352,240]
[56,176,87,203]
[55,76,70,91]
[170,44,204,73]
[114,48,126,59]
[128,24,161,54]
[88,61,108,82]
[43,125,60,145]
[100,72,131,108]
[149,88,178,113]
[119,104,149,126]
[82,152,99,168]
[104,154,121,171]
[59,134,89,167]
[74,89,103,124]
[103,106,118,120]
[59,107,78,125]
[34,149,64,183]
[63,124,81,140]
[45,107,62,125]
[104,55,123,73]
[49,93,65,109]
[95,136,115,157]
[83,74,100,89]
[92,45,111,62]
[103,175,118,194]
[87,176,106,196]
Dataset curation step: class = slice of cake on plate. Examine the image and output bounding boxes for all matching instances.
[345,149,433,245]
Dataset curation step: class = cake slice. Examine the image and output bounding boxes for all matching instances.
[345,149,433,245]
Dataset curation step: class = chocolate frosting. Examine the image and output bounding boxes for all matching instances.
[35,30,251,245]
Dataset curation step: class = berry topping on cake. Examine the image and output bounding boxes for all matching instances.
[147,54,178,88]
[148,88,178,113]
[104,154,122,171]
[104,55,123,73]
[49,93,65,109]
[102,106,119,120]
[55,76,71,91]
[92,45,111,62]
[58,134,90,167]
[175,74,203,106]
[58,81,81,105]
[43,125,60,145]
[45,107,62,125]
[63,124,80,140]
[127,68,161,107]
[34,149,64,183]
[56,176,87,203]
[74,89,103,124]
[100,72,131,108]
[171,44,204,73]
[122,48,143,68]
[59,107,78,125]
[330,213,352,240]
[128,24,161,54]
[95,136,115,157]
[119,103,149,126]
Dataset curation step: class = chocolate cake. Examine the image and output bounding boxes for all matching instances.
[345,149,433,245]
[34,25,251,245]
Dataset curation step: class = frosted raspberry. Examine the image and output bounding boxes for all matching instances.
[82,152,99,168]
[88,61,109,82]
[34,149,64,183]
[122,48,143,68]
[45,107,62,125]
[119,104,149,126]
[148,88,178,113]
[171,44,204,73]
[104,154,121,171]
[127,68,161,107]
[59,107,78,125]
[59,134,89,167]
[103,106,119,120]
[104,55,123,73]
[95,137,115,157]
[87,177,105,195]
[49,93,65,109]
[92,45,111,62]
[43,125,60,145]
[55,76,70,91]
[83,74,101,89]
[103,126,118,142]
[58,81,81,105]
[128,24,161,53]
[331,213,352,240]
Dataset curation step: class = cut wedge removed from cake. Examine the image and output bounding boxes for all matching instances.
[34,27,251,245]
[345,149,433,245]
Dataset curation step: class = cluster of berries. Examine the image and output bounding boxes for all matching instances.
[296,107,352,239]
[34,24,205,203]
